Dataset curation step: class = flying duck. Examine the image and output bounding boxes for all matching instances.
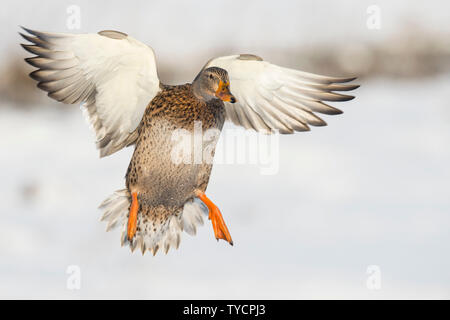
[20,27,358,255]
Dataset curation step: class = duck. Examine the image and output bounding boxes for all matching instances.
[20,27,359,255]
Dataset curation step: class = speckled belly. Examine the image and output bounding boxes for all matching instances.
[126,111,224,209]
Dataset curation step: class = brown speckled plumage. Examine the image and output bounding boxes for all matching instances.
[125,83,225,246]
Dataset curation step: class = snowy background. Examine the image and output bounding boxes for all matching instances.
[0,0,449,299]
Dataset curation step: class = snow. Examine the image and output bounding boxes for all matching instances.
[0,76,449,299]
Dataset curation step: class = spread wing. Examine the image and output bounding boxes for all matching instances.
[205,54,359,134]
[20,27,161,157]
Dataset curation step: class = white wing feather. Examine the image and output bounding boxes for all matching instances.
[21,28,161,157]
[205,55,358,134]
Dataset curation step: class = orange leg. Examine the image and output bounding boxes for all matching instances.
[196,190,233,246]
[127,192,139,241]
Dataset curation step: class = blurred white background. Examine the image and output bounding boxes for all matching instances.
[0,0,449,299]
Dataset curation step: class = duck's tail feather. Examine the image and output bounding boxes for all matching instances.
[99,189,208,255]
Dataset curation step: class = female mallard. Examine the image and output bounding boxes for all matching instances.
[21,28,358,255]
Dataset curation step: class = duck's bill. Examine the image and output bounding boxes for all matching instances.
[215,80,236,103]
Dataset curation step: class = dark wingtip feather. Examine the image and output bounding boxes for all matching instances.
[325,93,356,102]
[336,76,358,83]
[29,70,41,81]
[20,43,35,55]
[37,81,51,92]
[20,26,38,37]
[309,119,327,127]
[278,128,295,134]
[19,32,52,49]
[334,84,360,92]
[24,57,34,66]
[323,105,343,115]
[18,32,31,43]
[345,95,356,101]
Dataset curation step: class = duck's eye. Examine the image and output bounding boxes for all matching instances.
[209,74,214,80]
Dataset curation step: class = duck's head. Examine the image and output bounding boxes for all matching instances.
[193,67,236,103]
